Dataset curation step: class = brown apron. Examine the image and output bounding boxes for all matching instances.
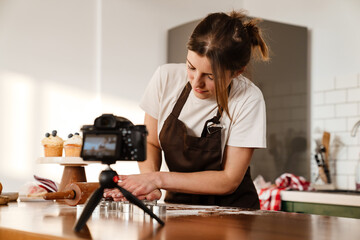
[159,82,260,209]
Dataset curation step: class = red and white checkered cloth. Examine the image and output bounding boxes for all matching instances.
[258,173,311,211]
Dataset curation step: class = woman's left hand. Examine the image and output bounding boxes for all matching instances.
[118,172,160,198]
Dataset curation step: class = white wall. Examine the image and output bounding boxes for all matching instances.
[0,0,244,192]
[244,0,360,81]
[244,0,360,189]
[1,0,359,192]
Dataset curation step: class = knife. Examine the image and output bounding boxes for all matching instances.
[314,153,328,183]
[319,145,331,183]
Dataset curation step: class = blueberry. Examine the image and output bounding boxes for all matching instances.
[68,133,73,138]
[52,130,57,137]
[74,132,80,135]
[45,132,50,137]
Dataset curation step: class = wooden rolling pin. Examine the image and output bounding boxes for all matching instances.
[0,196,9,205]
[0,182,8,205]
[0,182,19,205]
[44,182,99,206]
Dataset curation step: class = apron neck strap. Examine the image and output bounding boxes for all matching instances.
[171,82,192,118]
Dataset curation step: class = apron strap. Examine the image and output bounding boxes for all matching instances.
[171,82,192,118]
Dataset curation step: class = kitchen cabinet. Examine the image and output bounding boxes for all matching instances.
[281,190,360,219]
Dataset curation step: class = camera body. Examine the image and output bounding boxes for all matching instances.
[80,114,147,164]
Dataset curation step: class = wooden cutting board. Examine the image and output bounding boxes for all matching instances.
[322,131,331,167]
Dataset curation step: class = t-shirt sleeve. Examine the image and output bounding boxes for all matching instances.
[139,66,163,120]
[227,94,267,148]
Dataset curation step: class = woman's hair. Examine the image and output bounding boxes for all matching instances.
[187,10,269,118]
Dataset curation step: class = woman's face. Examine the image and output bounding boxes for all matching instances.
[186,50,232,99]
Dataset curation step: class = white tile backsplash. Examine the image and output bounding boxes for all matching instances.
[313,92,324,105]
[324,118,347,132]
[313,76,335,92]
[348,176,356,189]
[336,161,357,175]
[331,144,348,161]
[313,105,335,119]
[335,175,349,189]
[335,73,358,89]
[324,90,346,104]
[347,117,360,132]
[347,146,360,160]
[347,88,360,102]
[312,119,325,132]
[335,103,358,117]
[333,131,359,146]
[312,72,360,190]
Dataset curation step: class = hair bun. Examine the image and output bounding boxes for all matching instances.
[245,22,260,46]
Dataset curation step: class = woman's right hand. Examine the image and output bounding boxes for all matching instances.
[143,188,162,201]
[103,188,162,202]
[103,188,122,201]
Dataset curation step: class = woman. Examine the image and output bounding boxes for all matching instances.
[105,10,269,209]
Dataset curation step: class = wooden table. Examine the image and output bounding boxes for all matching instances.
[0,201,360,240]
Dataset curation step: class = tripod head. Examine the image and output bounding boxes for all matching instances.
[73,165,165,232]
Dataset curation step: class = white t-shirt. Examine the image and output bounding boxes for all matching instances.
[139,64,266,157]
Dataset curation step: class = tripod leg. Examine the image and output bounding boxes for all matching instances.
[116,186,165,226]
[74,187,105,232]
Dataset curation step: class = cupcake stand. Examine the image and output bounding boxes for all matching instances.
[37,157,100,192]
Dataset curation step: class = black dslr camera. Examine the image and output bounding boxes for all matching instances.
[80,114,147,164]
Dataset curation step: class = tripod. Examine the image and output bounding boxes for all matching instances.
[73,165,165,232]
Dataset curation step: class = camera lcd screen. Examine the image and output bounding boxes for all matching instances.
[82,134,117,158]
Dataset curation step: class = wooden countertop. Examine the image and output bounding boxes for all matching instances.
[1,201,360,240]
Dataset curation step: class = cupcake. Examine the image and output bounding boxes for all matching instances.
[64,132,82,157]
[41,130,64,157]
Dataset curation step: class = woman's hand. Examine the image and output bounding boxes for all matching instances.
[117,173,160,197]
[103,188,123,201]
[103,173,162,201]
[103,188,162,201]
[142,188,162,201]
